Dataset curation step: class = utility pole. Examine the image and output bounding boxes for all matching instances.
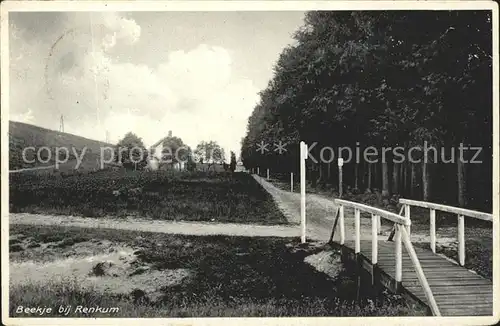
[59,115,64,132]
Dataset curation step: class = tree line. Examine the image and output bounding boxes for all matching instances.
[241,11,493,211]
[116,132,238,172]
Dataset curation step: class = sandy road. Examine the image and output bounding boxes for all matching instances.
[253,175,394,241]
[9,213,301,238]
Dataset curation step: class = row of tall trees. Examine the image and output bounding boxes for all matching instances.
[241,11,492,210]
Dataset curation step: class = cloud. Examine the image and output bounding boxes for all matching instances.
[9,12,259,155]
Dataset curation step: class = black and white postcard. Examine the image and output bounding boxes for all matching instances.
[1,1,498,325]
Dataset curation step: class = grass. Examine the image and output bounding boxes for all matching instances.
[9,224,426,317]
[9,171,287,224]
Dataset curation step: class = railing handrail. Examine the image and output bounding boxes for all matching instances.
[399,224,441,316]
[335,199,410,226]
[399,198,492,222]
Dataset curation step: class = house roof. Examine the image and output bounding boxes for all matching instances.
[150,136,168,149]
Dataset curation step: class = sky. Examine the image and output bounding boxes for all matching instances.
[9,11,305,156]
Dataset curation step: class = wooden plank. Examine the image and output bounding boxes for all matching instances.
[399,225,440,316]
[404,204,411,235]
[399,198,493,222]
[404,276,488,282]
[405,286,492,295]
[433,297,492,304]
[372,214,378,264]
[339,205,345,245]
[355,208,360,253]
[430,209,436,253]
[458,214,465,266]
[335,199,410,225]
[438,307,492,316]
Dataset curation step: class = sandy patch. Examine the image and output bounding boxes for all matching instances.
[304,250,344,280]
[10,240,191,301]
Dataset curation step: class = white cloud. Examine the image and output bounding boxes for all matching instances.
[9,12,259,156]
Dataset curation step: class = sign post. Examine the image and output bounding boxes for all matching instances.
[300,141,307,243]
[290,172,294,192]
[338,158,344,198]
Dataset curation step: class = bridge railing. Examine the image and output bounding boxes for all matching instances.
[334,199,441,316]
[399,198,493,267]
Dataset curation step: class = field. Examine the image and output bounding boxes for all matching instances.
[10,171,287,224]
[9,224,425,317]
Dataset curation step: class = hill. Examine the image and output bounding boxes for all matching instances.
[9,121,115,171]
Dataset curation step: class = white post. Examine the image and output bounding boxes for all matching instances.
[355,208,360,253]
[458,214,465,266]
[377,215,381,235]
[338,158,344,198]
[267,168,269,180]
[300,141,307,243]
[257,167,260,175]
[430,209,436,253]
[404,204,411,236]
[371,214,378,265]
[339,205,345,245]
[395,224,402,283]
[290,172,294,192]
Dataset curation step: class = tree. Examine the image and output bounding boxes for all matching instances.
[194,141,225,171]
[241,10,492,211]
[116,132,148,170]
[230,151,237,172]
[159,135,189,169]
[186,152,197,171]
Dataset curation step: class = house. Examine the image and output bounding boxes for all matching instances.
[235,161,247,172]
[148,131,185,171]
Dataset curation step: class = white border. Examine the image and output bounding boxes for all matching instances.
[1,1,498,325]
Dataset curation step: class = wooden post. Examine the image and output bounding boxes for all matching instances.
[430,209,436,253]
[338,158,344,198]
[300,141,307,243]
[339,205,345,245]
[290,172,294,192]
[395,224,402,289]
[355,208,360,253]
[371,214,378,265]
[404,204,411,236]
[458,214,465,266]
[267,168,270,180]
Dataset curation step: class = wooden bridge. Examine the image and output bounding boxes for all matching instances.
[330,198,493,316]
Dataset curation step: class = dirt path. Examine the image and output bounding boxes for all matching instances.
[253,175,394,241]
[254,175,492,248]
[9,213,300,238]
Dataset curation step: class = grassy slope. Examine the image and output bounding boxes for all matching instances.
[10,171,288,224]
[9,120,114,170]
[9,224,425,317]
